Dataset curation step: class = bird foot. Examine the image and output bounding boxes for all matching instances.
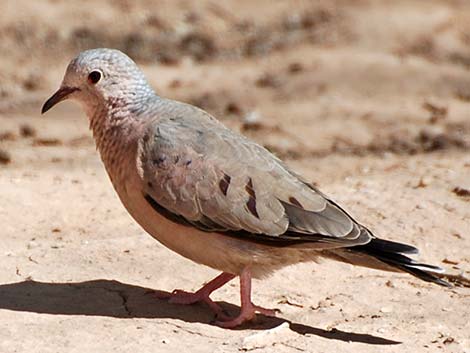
[214,303,280,328]
[149,269,280,328]
[154,288,231,320]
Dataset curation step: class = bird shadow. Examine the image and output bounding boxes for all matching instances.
[0,279,400,345]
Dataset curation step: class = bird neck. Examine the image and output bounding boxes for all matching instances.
[87,97,148,185]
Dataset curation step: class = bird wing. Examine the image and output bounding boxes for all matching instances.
[138,104,370,248]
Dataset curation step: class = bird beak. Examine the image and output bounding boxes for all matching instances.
[41,86,79,114]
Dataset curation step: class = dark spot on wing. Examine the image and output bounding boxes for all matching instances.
[185,159,192,166]
[245,177,255,198]
[246,197,259,218]
[219,173,231,196]
[147,182,153,188]
[245,178,259,218]
[289,196,303,208]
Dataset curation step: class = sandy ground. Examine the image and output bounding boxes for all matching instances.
[1,1,470,352]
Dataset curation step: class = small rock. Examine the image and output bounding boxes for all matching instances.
[413,176,431,188]
[23,73,42,91]
[277,296,303,308]
[442,258,459,265]
[287,62,303,74]
[225,102,242,115]
[242,111,264,131]
[20,124,36,138]
[33,138,62,146]
[243,111,261,124]
[242,322,295,351]
[0,149,11,164]
[255,72,281,88]
[452,186,470,198]
[442,337,455,345]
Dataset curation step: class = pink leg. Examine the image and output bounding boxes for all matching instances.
[155,272,236,319]
[214,267,279,328]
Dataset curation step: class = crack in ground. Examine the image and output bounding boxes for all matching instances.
[164,321,221,339]
[113,290,131,316]
[62,284,224,334]
[101,288,131,316]
[277,342,305,352]
[73,285,132,316]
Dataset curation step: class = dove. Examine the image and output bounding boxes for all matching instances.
[42,48,449,328]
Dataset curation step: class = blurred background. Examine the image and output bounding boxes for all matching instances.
[0,1,469,352]
[1,0,470,158]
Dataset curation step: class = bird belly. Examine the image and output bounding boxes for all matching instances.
[115,183,320,278]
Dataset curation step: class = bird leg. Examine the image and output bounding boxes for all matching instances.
[156,268,279,327]
[155,272,236,319]
[214,267,279,328]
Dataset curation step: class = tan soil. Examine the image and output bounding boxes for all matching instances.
[0,0,469,352]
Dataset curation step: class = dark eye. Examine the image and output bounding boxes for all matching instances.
[88,70,102,84]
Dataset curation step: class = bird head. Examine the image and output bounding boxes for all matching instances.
[41,48,153,116]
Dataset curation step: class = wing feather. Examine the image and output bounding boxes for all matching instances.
[138,103,371,248]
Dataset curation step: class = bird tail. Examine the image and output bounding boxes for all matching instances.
[329,237,450,287]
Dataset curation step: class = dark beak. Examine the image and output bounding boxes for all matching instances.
[41,86,79,114]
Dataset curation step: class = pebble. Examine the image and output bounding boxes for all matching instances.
[242,322,295,351]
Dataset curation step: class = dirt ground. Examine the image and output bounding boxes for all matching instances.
[1,0,470,352]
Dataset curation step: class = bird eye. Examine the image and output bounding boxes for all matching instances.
[87,70,102,84]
